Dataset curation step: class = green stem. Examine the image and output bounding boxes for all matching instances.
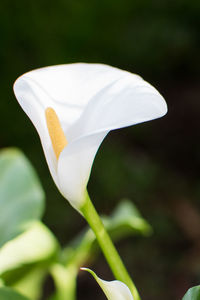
[50,264,77,300]
[80,192,141,300]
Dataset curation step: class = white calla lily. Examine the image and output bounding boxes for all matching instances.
[81,268,134,300]
[13,63,167,210]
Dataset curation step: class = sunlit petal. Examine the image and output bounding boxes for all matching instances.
[14,63,167,209]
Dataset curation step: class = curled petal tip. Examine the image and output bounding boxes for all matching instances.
[81,267,134,300]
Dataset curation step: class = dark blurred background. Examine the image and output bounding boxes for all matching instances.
[1,1,200,299]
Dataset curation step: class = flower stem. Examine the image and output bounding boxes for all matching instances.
[80,192,141,300]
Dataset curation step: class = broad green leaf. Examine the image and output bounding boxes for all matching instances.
[0,287,30,300]
[0,148,45,247]
[182,286,200,300]
[0,221,58,285]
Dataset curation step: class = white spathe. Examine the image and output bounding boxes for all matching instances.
[81,268,134,300]
[13,63,167,209]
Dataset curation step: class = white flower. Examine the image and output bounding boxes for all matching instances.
[81,267,134,300]
[13,63,167,210]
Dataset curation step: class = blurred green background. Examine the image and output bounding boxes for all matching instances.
[1,0,200,299]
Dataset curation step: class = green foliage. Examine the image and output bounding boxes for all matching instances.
[0,148,45,247]
[0,221,58,285]
[50,199,151,300]
[182,286,200,300]
[0,148,58,299]
[11,267,47,300]
[0,287,30,300]
[102,199,152,239]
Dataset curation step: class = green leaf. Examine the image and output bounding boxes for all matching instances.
[0,148,45,247]
[0,221,58,286]
[50,264,77,300]
[102,199,152,239]
[0,287,30,300]
[182,286,200,300]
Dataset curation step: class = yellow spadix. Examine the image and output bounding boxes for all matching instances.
[45,107,67,159]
